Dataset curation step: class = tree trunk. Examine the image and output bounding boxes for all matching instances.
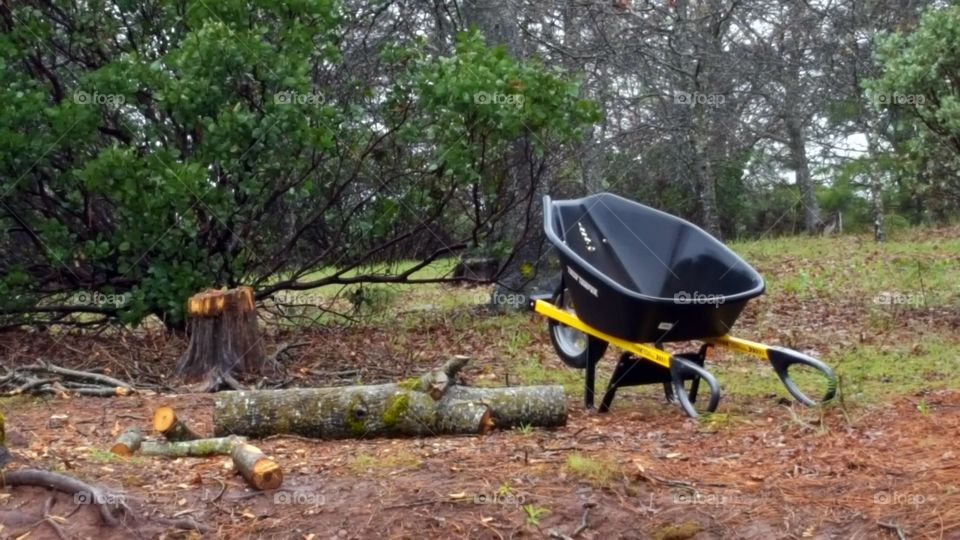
[786,115,821,234]
[867,134,886,242]
[212,358,565,439]
[175,287,265,390]
[690,126,723,239]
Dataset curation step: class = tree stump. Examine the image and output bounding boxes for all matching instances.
[175,287,265,391]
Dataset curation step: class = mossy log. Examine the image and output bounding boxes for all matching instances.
[443,385,567,429]
[139,435,282,490]
[212,358,565,439]
[153,406,201,442]
[140,436,242,457]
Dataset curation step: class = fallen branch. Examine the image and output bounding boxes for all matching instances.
[41,496,69,540]
[878,521,907,540]
[140,436,244,457]
[139,436,282,490]
[265,341,310,366]
[0,362,136,398]
[7,377,58,396]
[23,362,133,391]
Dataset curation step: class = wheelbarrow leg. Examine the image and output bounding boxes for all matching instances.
[584,341,598,409]
[655,343,675,403]
[662,382,675,403]
[599,352,632,413]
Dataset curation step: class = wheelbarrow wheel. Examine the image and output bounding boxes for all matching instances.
[548,287,608,369]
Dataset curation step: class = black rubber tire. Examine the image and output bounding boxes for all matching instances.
[548,287,608,369]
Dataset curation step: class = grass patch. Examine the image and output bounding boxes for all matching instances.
[0,395,44,409]
[347,449,422,475]
[522,503,550,526]
[697,412,743,433]
[714,340,960,403]
[731,232,960,306]
[513,356,587,394]
[652,521,702,540]
[88,447,123,462]
[564,452,620,487]
[831,342,960,401]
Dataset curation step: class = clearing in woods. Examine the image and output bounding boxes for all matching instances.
[1,227,959,539]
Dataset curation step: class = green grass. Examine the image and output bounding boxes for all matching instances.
[522,504,550,526]
[512,356,588,394]
[263,258,486,327]
[347,449,422,475]
[713,339,960,405]
[731,231,960,306]
[564,452,621,488]
[88,447,123,462]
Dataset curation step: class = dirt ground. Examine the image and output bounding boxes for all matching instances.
[0,300,958,539]
[1,388,957,539]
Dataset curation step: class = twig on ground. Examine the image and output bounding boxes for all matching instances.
[40,496,69,540]
[878,521,907,540]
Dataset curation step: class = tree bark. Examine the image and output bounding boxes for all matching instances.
[175,287,265,390]
[867,133,886,242]
[212,358,565,439]
[785,95,821,234]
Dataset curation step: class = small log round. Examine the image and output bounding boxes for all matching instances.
[110,427,142,457]
[230,442,283,491]
[153,406,201,442]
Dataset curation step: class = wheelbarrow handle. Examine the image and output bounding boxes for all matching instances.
[767,347,838,406]
[670,355,721,418]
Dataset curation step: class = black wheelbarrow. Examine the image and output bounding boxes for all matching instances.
[532,193,837,417]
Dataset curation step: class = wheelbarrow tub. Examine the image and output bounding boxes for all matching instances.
[544,193,764,343]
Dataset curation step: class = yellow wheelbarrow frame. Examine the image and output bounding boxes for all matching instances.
[533,299,837,417]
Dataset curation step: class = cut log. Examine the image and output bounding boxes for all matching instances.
[175,287,265,390]
[110,427,142,456]
[153,406,201,442]
[230,442,283,490]
[213,358,562,439]
[139,435,282,490]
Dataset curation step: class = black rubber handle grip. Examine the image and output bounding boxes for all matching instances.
[767,347,838,406]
